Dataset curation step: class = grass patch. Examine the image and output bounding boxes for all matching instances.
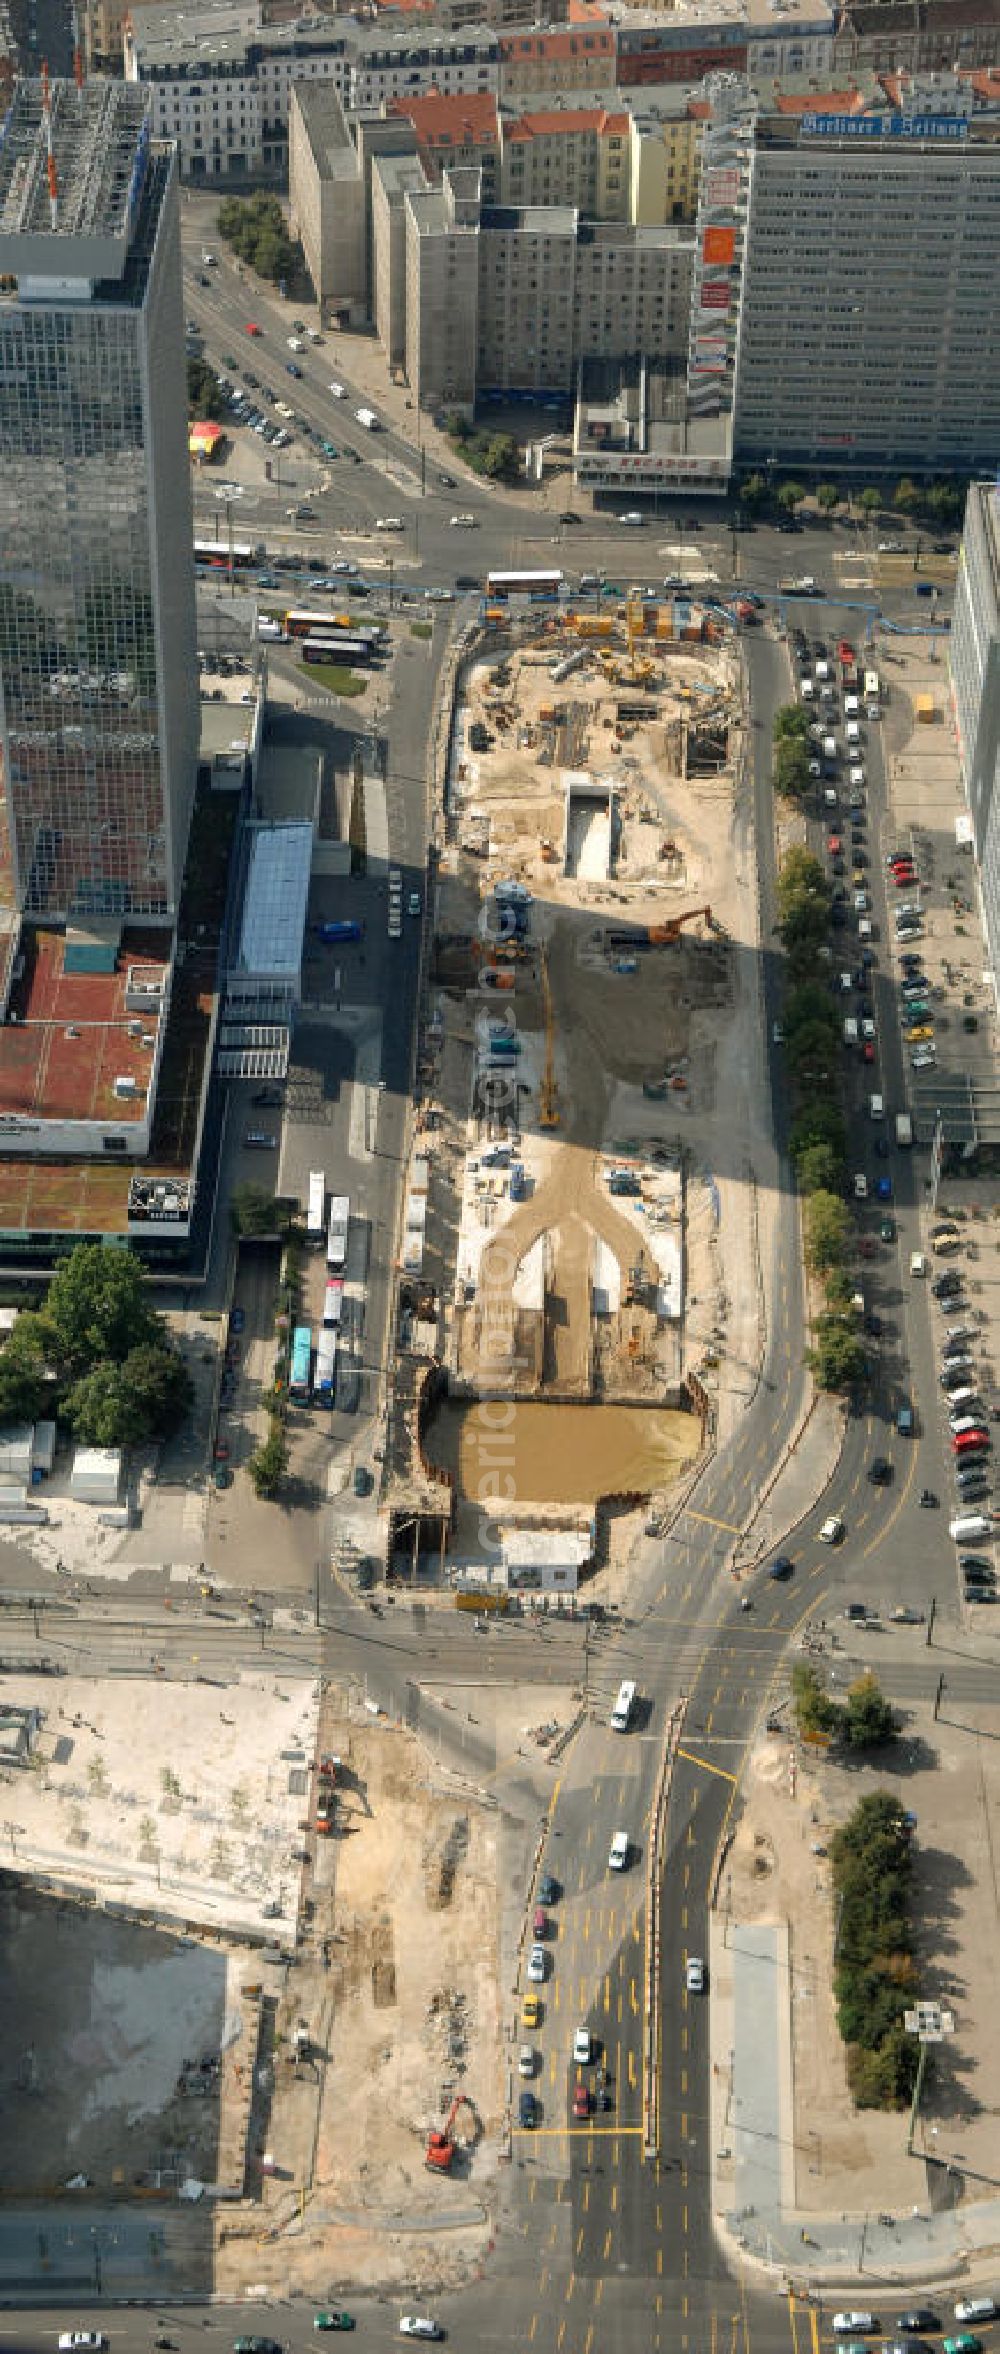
[410,620,433,640]
[301,661,367,696]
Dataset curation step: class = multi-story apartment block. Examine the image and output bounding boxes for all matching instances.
[497,23,618,95]
[834,0,1000,77]
[394,160,695,406]
[126,3,499,180]
[950,484,1000,987]
[733,100,1000,475]
[389,89,502,203]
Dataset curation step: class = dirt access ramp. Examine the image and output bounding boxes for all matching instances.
[226,1713,503,2297]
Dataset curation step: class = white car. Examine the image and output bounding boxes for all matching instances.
[376,516,404,532]
[686,1956,705,1993]
[608,1831,629,1871]
[617,511,644,525]
[518,2044,536,2078]
[287,335,305,352]
[425,587,455,602]
[911,1048,936,1070]
[201,250,217,265]
[388,916,402,940]
[820,1514,845,1544]
[833,2316,876,2337]
[388,867,402,892]
[399,2323,442,2342]
[854,1173,868,1199]
[408,891,422,917]
[954,2301,997,2325]
[329,559,357,576]
[449,512,476,528]
[329,380,346,398]
[573,2027,592,2064]
[58,2339,107,2351]
[527,1943,547,1982]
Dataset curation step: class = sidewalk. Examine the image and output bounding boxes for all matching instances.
[710,1910,1000,2292]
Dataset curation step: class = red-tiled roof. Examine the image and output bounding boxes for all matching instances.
[505,104,630,139]
[390,89,499,144]
[775,83,866,111]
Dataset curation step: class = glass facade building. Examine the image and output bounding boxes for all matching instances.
[0,79,197,925]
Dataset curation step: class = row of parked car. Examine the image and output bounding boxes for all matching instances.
[930,1249,996,1599]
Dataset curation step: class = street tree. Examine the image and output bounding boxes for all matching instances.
[776,480,806,514]
[803,1188,851,1274]
[790,1661,840,1741]
[120,1342,193,1442]
[790,1102,847,1169]
[186,358,226,421]
[796,1140,843,1196]
[857,487,881,519]
[808,1312,867,1391]
[739,473,767,508]
[774,741,812,802]
[773,702,811,744]
[63,1361,149,1447]
[786,1019,837,1087]
[816,483,840,516]
[249,1412,289,1498]
[892,477,921,515]
[843,1673,898,1750]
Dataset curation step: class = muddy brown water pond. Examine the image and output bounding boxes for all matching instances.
[424,1399,701,1508]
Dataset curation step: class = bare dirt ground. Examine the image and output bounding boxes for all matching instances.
[222,1707,517,2296]
[432,626,760,1424]
[723,1656,1000,2219]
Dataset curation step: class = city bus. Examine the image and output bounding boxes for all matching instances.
[285,610,386,642]
[194,538,260,572]
[314,1326,337,1407]
[301,636,377,666]
[289,1324,313,1403]
[306,1170,326,1243]
[327,1196,350,1270]
[610,1679,637,1732]
[485,569,564,602]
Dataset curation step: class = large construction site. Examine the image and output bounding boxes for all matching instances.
[388,593,760,1588]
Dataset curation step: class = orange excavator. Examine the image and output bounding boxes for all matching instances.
[425,2092,478,2173]
[646,904,714,946]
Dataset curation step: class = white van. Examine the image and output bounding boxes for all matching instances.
[844,693,860,717]
[801,677,815,700]
[815,658,830,681]
[608,1832,630,1871]
[910,1251,926,1277]
[823,734,837,759]
[846,720,861,746]
[869,1094,884,1120]
[949,1515,995,1542]
[849,764,865,789]
[843,1017,859,1045]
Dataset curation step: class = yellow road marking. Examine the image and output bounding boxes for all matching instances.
[676,1747,737,1783]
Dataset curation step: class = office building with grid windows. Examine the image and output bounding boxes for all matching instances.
[0,76,197,930]
[950,482,1000,990]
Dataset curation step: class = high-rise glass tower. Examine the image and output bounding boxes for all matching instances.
[0,76,197,925]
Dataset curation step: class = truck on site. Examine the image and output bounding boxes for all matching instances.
[355,407,380,429]
[779,574,818,595]
[895,1111,913,1146]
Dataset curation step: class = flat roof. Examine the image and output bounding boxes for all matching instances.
[233,823,312,980]
[292,82,358,178]
[0,79,150,246]
[0,928,166,1127]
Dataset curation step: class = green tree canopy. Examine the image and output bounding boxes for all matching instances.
[231,1183,284,1238]
[774,701,811,744]
[249,1413,289,1498]
[776,480,806,513]
[808,1312,866,1392]
[786,1019,838,1088]
[857,487,881,518]
[816,483,840,514]
[187,357,226,421]
[843,1672,898,1750]
[796,1140,843,1196]
[893,477,920,514]
[790,1100,847,1167]
[45,1243,161,1377]
[739,472,767,508]
[0,1312,51,1427]
[803,1188,851,1274]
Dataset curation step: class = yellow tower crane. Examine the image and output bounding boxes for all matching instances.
[539,943,559,1128]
